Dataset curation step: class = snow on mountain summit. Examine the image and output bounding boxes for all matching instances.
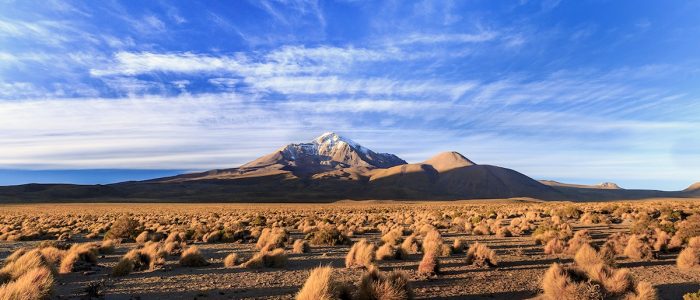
[241,132,406,175]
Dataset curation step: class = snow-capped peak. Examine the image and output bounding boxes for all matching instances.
[312,132,368,154]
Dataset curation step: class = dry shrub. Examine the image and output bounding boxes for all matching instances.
[565,230,592,255]
[345,239,376,268]
[381,228,404,246]
[624,235,653,260]
[357,266,413,300]
[417,250,439,276]
[223,253,239,267]
[544,238,566,255]
[104,216,140,241]
[243,248,287,269]
[0,250,51,283]
[540,262,656,300]
[495,226,511,237]
[307,226,351,246]
[295,266,352,300]
[179,246,209,267]
[677,237,700,271]
[626,281,657,300]
[37,247,64,267]
[400,235,419,255]
[652,229,671,252]
[135,231,150,244]
[472,224,491,235]
[256,227,288,250]
[421,230,443,254]
[574,244,608,271]
[163,241,184,255]
[98,240,117,254]
[293,239,311,254]
[4,248,28,265]
[59,243,97,274]
[452,239,467,254]
[541,263,585,300]
[0,266,54,300]
[141,242,167,269]
[376,243,400,261]
[465,242,497,267]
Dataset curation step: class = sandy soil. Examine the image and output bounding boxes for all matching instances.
[0,201,698,300]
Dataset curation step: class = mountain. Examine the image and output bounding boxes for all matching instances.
[155,132,406,182]
[684,182,700,195]
[540,180,623,189]
[368,152,561,199]
[0,132,698,202]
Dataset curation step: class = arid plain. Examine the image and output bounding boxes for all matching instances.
[1,199,699,300]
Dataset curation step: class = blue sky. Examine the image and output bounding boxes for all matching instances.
[0,0,699,190]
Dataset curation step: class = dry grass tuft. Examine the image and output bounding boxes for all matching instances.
[293,239,311,254]
[466,242,498,267]
[0,266,54,300]
[242,248,288,269]
[544,238,565,255]
[417,250,439,276]
[400,235,419,255]
[179,246,209,267]
[256,227,288,250]
[677,237,700,271]
[295,266,352,300]
[59,243,97,274]
[223,253,239,267]
[357,266,413,300]
[624,235,653,260]
[345,239,376,268]
[376,243,399,261]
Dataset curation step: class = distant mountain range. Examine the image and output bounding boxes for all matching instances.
[0,132,698,202]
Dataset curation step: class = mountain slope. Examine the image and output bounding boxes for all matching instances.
[155,132,406,182]
[0,133,697,202]
[368,152,560,200]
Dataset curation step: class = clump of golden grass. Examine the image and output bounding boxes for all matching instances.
[565,230,592,255]
[544,238,566,255]
[0,266,54,300]
[540,259,656,300]
[98,239,117,254]
[223,253,239,267]
[0,249,51,283]
[624,235,653,260]
[295,266,352,300]
[375,243,401,261]
[242,248,287,269]
[59,243,97,274]
[357,266,413,300]
[677,236,700,271]
[452,238,467,254]
[135,231,150,244]
[574,244,614,271]
[293,239,311,254]
[381,228,404,246]
[400,235,420,255]
[345,239,376,268]
[104,215,140,241]
[256,227,288,250]
[417,250,439,276]
[306,226,351,246]
[421,229,443,254]
[179,246,209,267]
[465,242,498,267]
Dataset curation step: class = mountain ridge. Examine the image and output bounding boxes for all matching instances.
[0,132,697,202]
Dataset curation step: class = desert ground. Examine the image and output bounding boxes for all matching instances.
[1,199,699,300]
